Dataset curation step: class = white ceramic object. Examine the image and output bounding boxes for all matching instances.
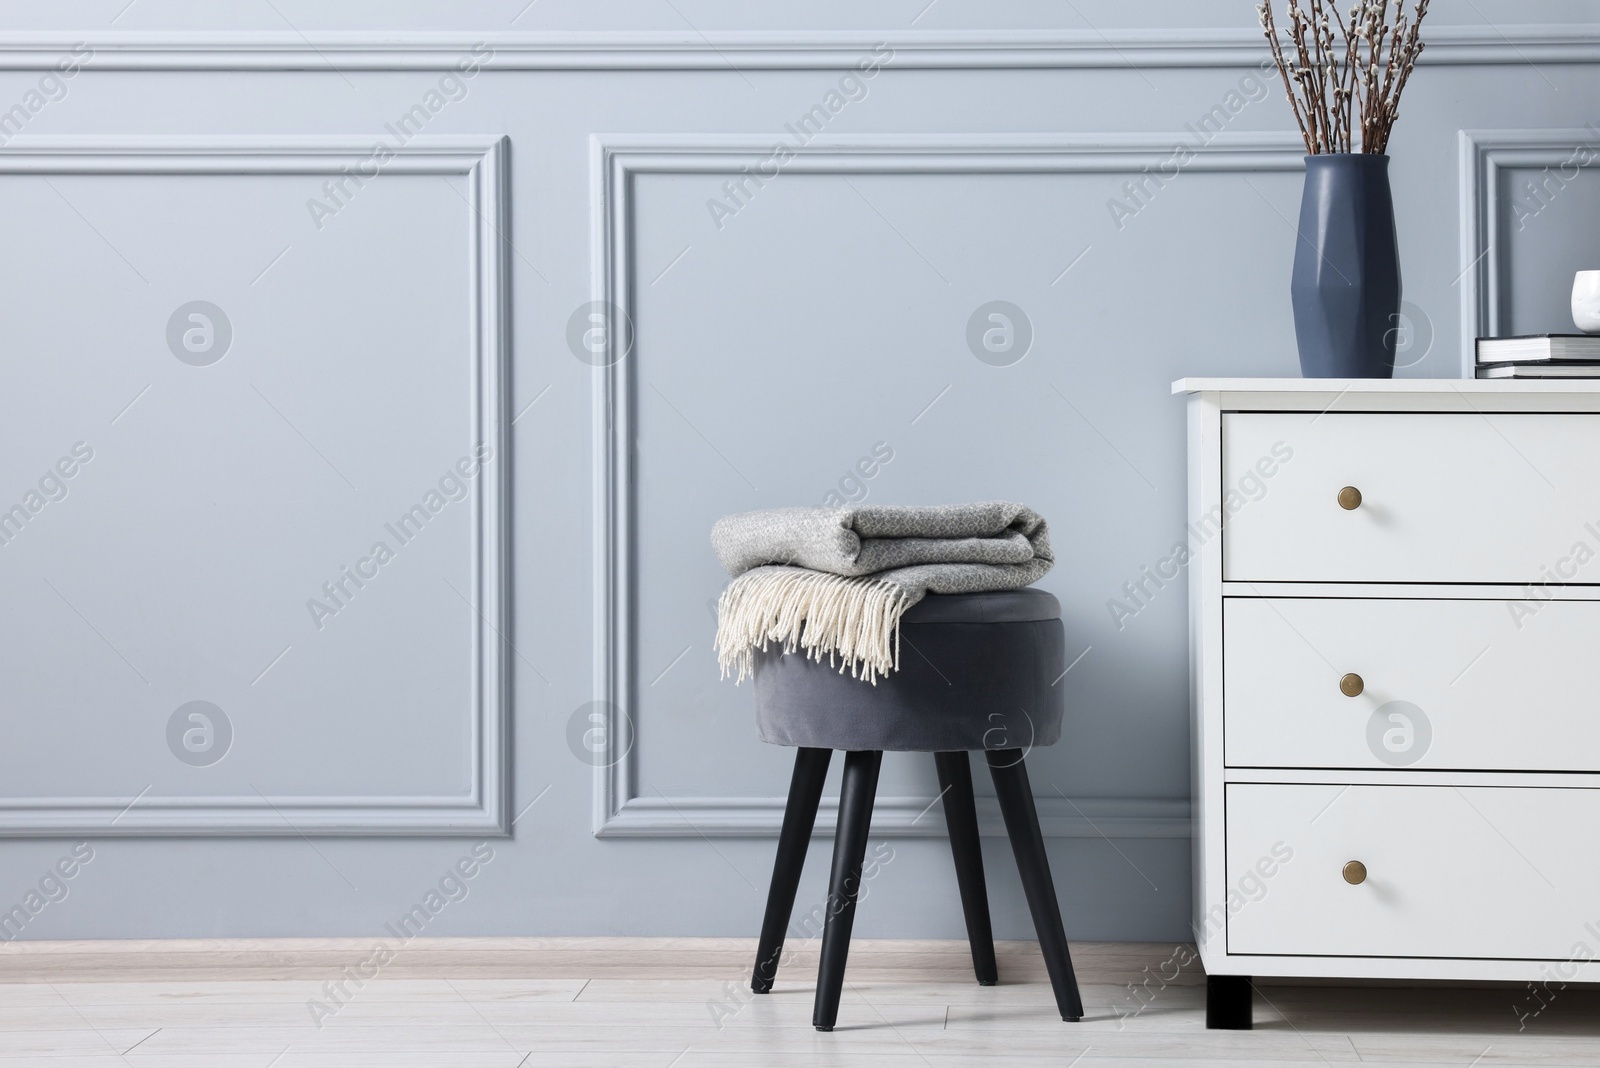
[1574,270,1600,333]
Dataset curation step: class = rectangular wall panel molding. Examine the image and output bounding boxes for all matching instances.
[589,133,1303,839]
[0,136,510,836]
[1458,127,1600,374]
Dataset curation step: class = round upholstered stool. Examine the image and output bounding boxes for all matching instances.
[754,587,1065,752]
[746,588,1084,1031]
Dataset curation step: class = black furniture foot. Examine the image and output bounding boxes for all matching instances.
[751,747,832,993]
[934,750,999,986]
[1206,974,1254,1030]
[812,749,883,1032]
[987,749,1084,1022]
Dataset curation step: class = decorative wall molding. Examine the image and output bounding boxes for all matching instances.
[601,794,1193,840]
[590,132,1303,839]
[0,26,1598,71]
[1458,127,1600,376]
[0,136,511,837]
[0,135,508,173]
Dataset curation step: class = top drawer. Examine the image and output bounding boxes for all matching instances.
[1223,412,1600,583]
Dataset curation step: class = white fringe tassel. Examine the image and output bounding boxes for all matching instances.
[715,569,912,685]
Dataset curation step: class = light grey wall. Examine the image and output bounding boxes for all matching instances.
[0,0,1596,946]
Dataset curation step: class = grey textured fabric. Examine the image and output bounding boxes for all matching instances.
[712,502,1051,581]
[712,502,1054,683]
[752,589,1065,752]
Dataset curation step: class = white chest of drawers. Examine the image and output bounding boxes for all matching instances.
[1178,378,1600,1029]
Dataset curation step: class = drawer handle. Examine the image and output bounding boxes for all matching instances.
[1339,673,1364,697]
[1337,486,1363,510]
[1343,860,1368,885]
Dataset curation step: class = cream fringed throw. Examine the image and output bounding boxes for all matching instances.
[712,502,1053,684]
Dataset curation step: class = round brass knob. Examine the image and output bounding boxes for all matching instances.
[1339,673,1364,697]
[1343,860,1367,885]
[1338,486,1363,510]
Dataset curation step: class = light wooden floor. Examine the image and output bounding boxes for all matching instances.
[0,938,1596,1066]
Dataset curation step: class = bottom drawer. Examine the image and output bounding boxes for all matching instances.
[1226,784,1600,959]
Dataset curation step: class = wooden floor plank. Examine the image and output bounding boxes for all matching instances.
[0,940,1596,1065]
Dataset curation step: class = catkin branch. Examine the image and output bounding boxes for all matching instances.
[1259,0,1429,155]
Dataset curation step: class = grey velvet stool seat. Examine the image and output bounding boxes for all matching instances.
[747,587,1084,1031]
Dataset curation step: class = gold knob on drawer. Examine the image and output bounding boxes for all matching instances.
[1343,861,1368,885]
[1337,486,1363,510]
[1339,673,1364,697]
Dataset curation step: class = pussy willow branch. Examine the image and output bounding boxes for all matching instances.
[1377,0,1428,151]
[1260,4,1313,151]
[1258,0,1429,154]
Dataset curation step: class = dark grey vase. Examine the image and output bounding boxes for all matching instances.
[1290,153,1401,378]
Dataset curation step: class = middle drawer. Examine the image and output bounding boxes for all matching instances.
[1225,596,1600,771]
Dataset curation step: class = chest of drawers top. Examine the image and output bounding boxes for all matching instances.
[1174,377,1600,399]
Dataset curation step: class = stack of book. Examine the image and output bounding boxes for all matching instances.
[1476,335,1600,378]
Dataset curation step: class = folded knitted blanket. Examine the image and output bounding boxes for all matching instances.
[711,502,1053,684]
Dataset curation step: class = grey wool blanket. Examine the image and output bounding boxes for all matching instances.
[711,502,1053,684]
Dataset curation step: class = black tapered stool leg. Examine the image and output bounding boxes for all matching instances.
[751,747,833,993]
[987,749,1084,1022]
[1206,974,1254,1029]
[933,751,998,986]
[813,749,883,1032]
